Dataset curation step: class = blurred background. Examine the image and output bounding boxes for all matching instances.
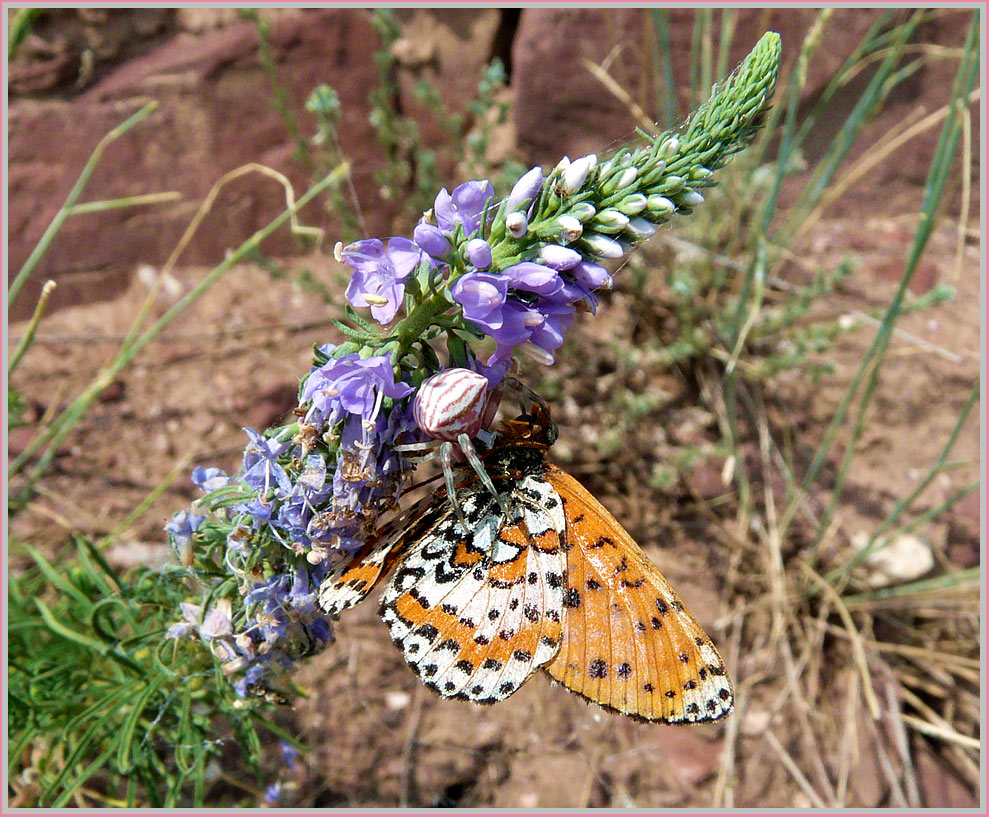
[7,7,980,808]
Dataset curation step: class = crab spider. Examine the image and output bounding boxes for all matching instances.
[394,368,547,532]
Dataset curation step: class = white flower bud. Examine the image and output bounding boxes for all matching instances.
[626,217,657,239]
[506,211,528,237]
[569,202,597,222]
[647,195,676,216]
[691,167,713,181]
[554,156,571,174]
[616,167,638,189]
[678,190,705,208]
[592,209,630,233]
[617,193,647,216]
[582,233,625,259]
[556,215,583,243]
[659,136,680,157]
[562,153,597,193]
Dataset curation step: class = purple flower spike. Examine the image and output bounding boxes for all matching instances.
[342,237,422,324]
[465,238,493,270]
[434,179,495,237]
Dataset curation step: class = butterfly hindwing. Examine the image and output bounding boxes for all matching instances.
[543,465,734,723]
[379,477,567,703]
[317,497,448,615]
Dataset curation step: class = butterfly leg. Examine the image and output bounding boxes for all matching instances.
[504,375,551,418]
[457,432,510,516]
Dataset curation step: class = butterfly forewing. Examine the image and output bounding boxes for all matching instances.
[544,465,734,723]
[379,477,567,703]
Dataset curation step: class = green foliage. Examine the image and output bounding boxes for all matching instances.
[7,539,285,807]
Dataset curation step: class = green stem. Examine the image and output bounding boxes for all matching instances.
[395,290,453,357]
[9,280,56,375]
[10,167,346,502]
[9,102,159,305]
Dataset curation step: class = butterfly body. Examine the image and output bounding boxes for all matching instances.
[318,408,733,723]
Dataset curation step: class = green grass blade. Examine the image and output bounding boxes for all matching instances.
[50,744,117,808]
[843,566,978,606]
[26,548,93,609]
[650,9,680,129]
[825,383,978,583]
[9,102,159,304]
[775,11,924,242]
[805,11,980,550]
[116,675,168,773]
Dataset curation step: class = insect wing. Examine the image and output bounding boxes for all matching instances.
[544,465,734,723]
[317,496,448,615]
[380,478,568,703]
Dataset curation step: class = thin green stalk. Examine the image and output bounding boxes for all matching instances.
[64,191,182,216]
[824,383,978,584]
[650,9,680,129]
[843,566,978,606]
[8,7,41,59]
[9,166,347,501]
[805,12,980,551]
[8,280,56,375]
[9,101,159,304]
[754,8,832,233]
[775,11,924,243]
[715,9,738,82]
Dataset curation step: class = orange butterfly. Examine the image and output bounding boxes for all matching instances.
[318,406,734,723]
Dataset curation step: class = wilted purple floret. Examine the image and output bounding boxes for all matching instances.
[165,509,205,548]
[191,466,233,492]
[242,428,293,495]
[433,179,495,237]
[342,237,422,324]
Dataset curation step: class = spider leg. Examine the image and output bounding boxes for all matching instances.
[392,440,442,453]
[457,432,510,517]
[439,441,471,533]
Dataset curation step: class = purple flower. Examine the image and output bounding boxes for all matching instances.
[450,272,508,326]
[526,301,576,364]
[573,260,613,290]
[433,179,495,237]
[503,262,564,297]
[506,165,543,212]
[413,222,451,259]
[465,238,492,270]
[301,354,414,427]
[342,237,422,324]
[264,784,283,805]
[280,741,300,770]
